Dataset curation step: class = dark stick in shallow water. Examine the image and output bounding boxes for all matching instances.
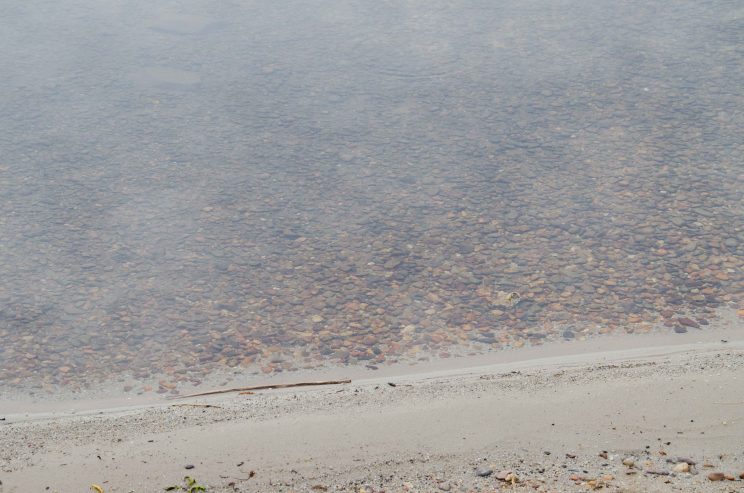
[170,379,352,399]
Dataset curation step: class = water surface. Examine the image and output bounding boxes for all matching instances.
[1,0,742,397]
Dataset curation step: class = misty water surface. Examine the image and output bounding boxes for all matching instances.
[0,0,742,396]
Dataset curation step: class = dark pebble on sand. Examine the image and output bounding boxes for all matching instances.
[668,457,696,465]
[674,326,688,333]
[475,467,493,477]
[185,464,195,470]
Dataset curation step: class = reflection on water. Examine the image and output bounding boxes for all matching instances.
[0,0,742,396]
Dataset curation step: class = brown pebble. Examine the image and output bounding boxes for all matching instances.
[707,472,725,481]
[677,317,699,328]
[739,472,744,480]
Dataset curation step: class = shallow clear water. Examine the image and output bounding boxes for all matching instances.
[1,0,742,396]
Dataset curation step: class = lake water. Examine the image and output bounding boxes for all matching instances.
[1,0,742,399]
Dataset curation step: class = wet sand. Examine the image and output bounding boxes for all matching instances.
[2,326,743,492]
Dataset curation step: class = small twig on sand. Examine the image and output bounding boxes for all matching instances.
[170,379,352,399]
[170,403,223,409]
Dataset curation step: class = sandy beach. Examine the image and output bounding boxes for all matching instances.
[2,327,743,493]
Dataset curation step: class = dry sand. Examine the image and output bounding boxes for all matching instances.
[2,328,743,493]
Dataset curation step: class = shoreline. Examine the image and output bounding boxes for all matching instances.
[2,314,742,417]
[2,329,743,492]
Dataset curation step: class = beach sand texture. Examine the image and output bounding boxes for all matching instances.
[2,332,742,492]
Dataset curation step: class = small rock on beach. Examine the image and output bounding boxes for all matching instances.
[707,472,725,481]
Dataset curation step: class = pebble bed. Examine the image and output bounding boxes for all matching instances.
[0,0,742,397]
